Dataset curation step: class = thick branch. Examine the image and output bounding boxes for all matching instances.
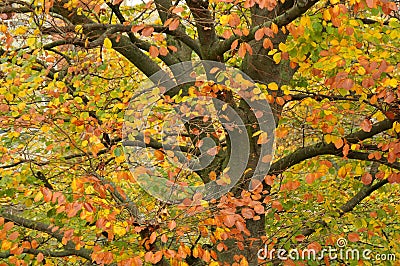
[185,0,218,59]
[0,210,92,261]
[0,248,87,259]
[269,119,395,175]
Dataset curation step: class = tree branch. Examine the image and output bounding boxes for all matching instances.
[211,0,320,58]
[269,119,395,176]
[0,210,92,261]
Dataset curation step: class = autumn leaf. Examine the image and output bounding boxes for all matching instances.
[348,232,360,242]
[360,118,372,132]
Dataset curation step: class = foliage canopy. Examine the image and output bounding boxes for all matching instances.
[0,0,400,265]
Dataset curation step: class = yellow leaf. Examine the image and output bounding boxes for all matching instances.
[357,67,366,75]
[278,42,287,52]
[15,26,27,35]
[1,240,11,251]
[268,82,279,91]
[113,223,127,237]
[41,125,51,133]
[115,155,125,164]
[323,9,331,21]
[393,121,400,133]
[27,37,36,47]
[273,52,281,64]
[34,191,43,202]
[75,25,83,33]
[220,15,230,26]
[104,38,112,49]
[0,24,7,33]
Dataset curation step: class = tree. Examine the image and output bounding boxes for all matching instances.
[0,0,399,264]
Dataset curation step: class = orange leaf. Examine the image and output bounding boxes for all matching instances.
[159,46,168,56]
[228,13,240,27]
[41,187,52,202]
[149,46,159,58]
[255,28,264,41]
[263,38,273,50]
[307,242,322,252]
[257,132,269,144]
[271,200,283,211]
[348,232,360,242]
[8,231,19,241]
[31,240,39,249]
[209,171,217,181]
[131,25,144,33]
[154,150,164,160]
[149,232,157,244]
[360,118,372,132]
[295,234,305,242]
[361,173,372,185]
[231,39,239,50]
[333,137,344,149]
[152,251,163,263]
[253,204,265,214]
[168,220,176,230]
[223,215,236,227]
[4,222,14,231]
[271,23,278,34]
[168,45,178,52]
[141,27,154,37]
[37,253,44,263]
[169,19,180,31]
[241,208,255,219]
[238,43,247,58]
